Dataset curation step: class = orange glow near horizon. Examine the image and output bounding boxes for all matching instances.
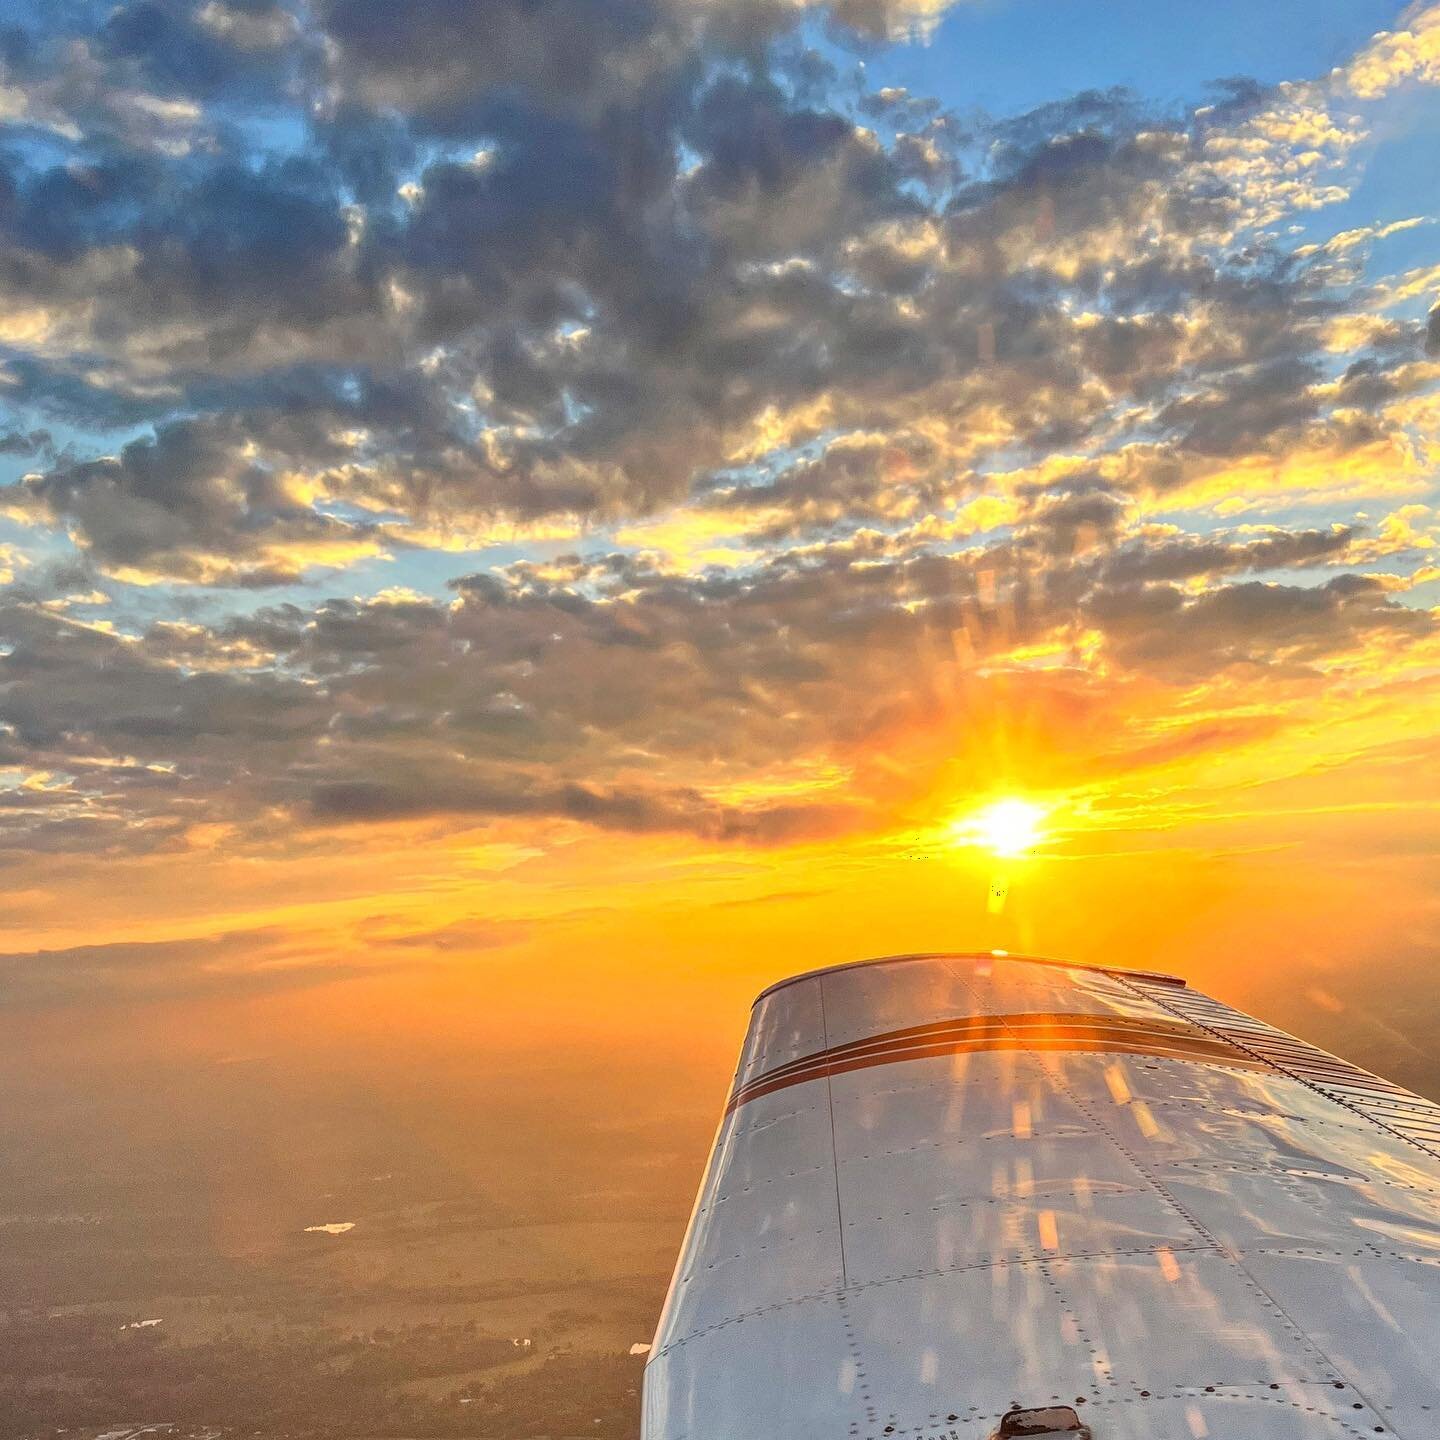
[0,22,1436,1097]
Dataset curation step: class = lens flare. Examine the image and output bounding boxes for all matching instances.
[952,797,1051,859]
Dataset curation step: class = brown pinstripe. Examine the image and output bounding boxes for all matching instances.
[727,1011,1271,1113]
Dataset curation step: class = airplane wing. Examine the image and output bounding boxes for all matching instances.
[643,951,1440,1439]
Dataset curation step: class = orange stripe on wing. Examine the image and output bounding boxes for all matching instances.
[726,1013,1270,1113]
[737,1012,1220,1090]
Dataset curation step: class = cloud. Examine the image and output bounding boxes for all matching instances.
[1085,572,1432,680]
[12,416,382,584]
[0,0,1435,900]
[1094,525,1360,586]
[2,2,1428,569]
[0,927,386,1006]
[1344,4,1440,99]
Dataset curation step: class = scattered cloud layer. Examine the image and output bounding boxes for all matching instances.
[1,0,1438,998]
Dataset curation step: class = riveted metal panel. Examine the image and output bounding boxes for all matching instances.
[646,953,1440,1440]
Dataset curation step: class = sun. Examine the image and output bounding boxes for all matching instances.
[951,797,1051,859]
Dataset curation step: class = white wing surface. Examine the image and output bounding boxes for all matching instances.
[644,951,1440,1440]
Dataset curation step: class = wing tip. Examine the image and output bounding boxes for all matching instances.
[751,951,1187,1007]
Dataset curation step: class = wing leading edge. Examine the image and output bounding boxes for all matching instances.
[644,951,1440,1440]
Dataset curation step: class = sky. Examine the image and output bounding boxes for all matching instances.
[2,0,1440,1143]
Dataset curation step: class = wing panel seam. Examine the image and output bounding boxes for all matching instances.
[818,973,850,1291]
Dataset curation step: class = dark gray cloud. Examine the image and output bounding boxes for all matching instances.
[14,415,374,582]
[1094,526,1359,587]
[97,0,306,103]
[1085,573,1430,680]
[1021,490,1130,558]
[0,427,52,460]
[1154,356,1327,457]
